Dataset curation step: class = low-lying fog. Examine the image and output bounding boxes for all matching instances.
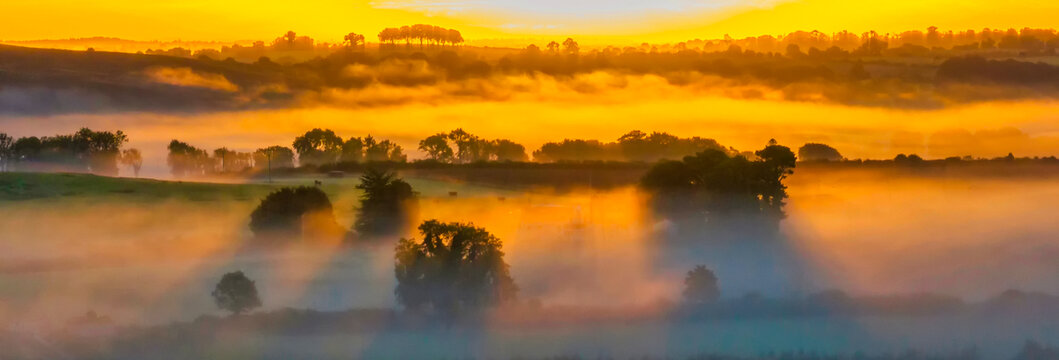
[3,95,1059,177]
[2,170,1058,327]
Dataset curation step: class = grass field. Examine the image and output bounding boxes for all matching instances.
[0,171,523,203]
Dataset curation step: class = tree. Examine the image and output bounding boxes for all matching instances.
[683,265,720,304]
[798,143,843,162]
[447,29,464,47]
[394,220,518,314]
[120,148,143,177]
[284,31,297,48]
[211,271,262,315]
[641,140,797,222]
[418,133,454,163]
[344,32,365,49]
[341,137,365,163]
[253,146,295,170]
[448,128,488,163]
[562,38,580,55]
[354,168,417,237]
[546,41,560,53]
[167,140,209,178]
[491,139,528,162]
[363,136,406,162]
[249,186,342,241]
[0,133,13,172]
[292,128,343,165]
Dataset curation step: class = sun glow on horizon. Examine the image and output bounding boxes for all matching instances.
[4,0,1059,47]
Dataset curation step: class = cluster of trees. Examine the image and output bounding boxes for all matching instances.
[293,128,406,166]
[678,27,1059,56]
[213,218,518,317]
[148,31,361,63]
[377,25,464,48]
[239,174,514,317]
[0,129,132,176]
[533,131,730,162]
[166,129,406,178]
[247,168,416,243]
[166,140,246,177]
[797,143,844,162]
[937,56,1059,86]
[167,140,298,178]
[641,140,797,224]
[418,129,528,163]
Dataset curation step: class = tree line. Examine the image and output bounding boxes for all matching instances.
[377,24,464,48]
[0,128,140,176]
[165,129,406,178]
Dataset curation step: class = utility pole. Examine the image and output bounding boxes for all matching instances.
[266,148,273,184]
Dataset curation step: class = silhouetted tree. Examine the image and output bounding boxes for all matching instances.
[363,135,407,162]
[212,147,251,173]
[341,137,365,163]
[798,143,843,162]
[395,220,518,315]
[253,146,295,170]
[120,148,142,177]
[10,128,128,175]
[642,140,797,225]
[249,186,342,242]
[683,265,720,304]
[491,139,528,162]
[211,271,262,315]
[894,153,924,164]
[293,128,343,165]
[562,38,580,55]
[167,140,209,178]
[546,41,560,53]
[343,32,366,49]
[418,133,455,163]
[354,168,417,237]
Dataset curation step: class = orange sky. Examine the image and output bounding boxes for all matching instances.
[3,0,1059,46]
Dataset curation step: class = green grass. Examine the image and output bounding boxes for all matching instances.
[0,172,281,202]
[0,172,523,204]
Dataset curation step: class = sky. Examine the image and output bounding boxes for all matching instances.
[3,0,1059,46]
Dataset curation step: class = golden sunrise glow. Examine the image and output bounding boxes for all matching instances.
[4,0,1059,46]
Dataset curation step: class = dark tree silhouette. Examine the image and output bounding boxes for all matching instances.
[167,139,209,178]
[6,128,127,175]
[798,143,843,162]
[534,130,725,162]
[211,271,262,315]
[354,168,417,237]
[249,186,342,242]
[362,135,407,162]
[293,128,343,165]
[683,265,720,304]
[377,24,463,49]
[343,32,366,49]
[418,133,454,163]
[341,137,365,163]
[562,38,579,55]
[491,139,528,162]
[394,220,518,314]
[641,140,796,226]
[253,146,295,170]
